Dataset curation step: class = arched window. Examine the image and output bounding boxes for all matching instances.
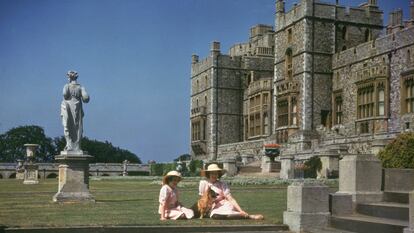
[407,50,411,64]
[285,49,293,79]
[204,95,207,106]
[196,99,199,107]
[205,76,208,87]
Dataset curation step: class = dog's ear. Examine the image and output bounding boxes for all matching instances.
[209,189,218,198]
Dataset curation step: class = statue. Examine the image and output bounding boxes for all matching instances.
[61,70,89,153]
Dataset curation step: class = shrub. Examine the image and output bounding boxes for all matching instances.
[149,163,177,176]
[378,132,414,169]
[304,156,322,178]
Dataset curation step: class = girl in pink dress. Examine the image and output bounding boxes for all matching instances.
[159,171,194,220]
[199,164,264,220]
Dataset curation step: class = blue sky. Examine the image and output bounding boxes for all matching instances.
[0,0,410,163]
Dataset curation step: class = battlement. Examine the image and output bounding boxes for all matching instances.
[250,24,274,39]
[276,0,382,31]
[333,26,414,69]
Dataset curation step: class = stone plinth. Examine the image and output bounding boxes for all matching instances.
[318,153,339,179]
[339,154,382,203]
[261,156,280,173]
[280,155,294,179]
[330,192,353,216]
[222,158,237,177]
[404,191,414,233]
[283,182,330,232]
[241,154,254,165]
[53,153,95,203]
[23,164,39,184]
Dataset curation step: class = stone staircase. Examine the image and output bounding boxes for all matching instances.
[237,160,280,177]
[330,192,409,233]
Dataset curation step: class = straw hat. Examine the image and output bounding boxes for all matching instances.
[201,163,226,177]
[162,170,182,185]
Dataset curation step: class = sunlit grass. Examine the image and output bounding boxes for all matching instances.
[0,178,288,227]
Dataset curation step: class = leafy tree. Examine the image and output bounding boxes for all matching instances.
[173,153,191,162]
[378,132,414,168]
[0,125,55,162]
[304,156,322,178]
[54,136,141,163]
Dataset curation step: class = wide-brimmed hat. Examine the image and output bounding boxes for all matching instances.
[162,170,182,185]
[201,163,226,177]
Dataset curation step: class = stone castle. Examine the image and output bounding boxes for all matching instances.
[190,0,414,174]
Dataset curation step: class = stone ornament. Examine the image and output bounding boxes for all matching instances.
[61,70,89,153]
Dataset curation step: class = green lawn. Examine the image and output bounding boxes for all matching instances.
[0,177,287,228]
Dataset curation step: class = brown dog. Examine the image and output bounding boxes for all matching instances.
[191,187,217,219]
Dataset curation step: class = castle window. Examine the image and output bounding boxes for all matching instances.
[342,46,347,51]
[378,88,385,116]
[407,50,411,64]
[191,121,201,141]
[205,76,208,88]
[277,99,289,127]
[290,97,297,125]
[196,98,199,107]
[285,49,293,79]
[342,26,347,40]
[196,80,199,92]
[287,28,293,43]
[357,78,388,119]
[403,77,414,113]
[333,93,343,125]
[357,86,374,119]
[204,95,208,106]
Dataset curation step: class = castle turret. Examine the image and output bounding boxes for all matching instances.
[191,54,199,64]
[276,0,285,14]
[387,8,404,34]
[210,41,220,57]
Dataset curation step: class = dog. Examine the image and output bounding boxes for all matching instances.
[191,187,217,219]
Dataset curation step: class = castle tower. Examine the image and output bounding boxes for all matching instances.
[410,0,414,26]
[273,0,383,148]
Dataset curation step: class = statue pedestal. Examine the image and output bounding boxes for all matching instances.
[23,164,39,184]
[53,153,95,203]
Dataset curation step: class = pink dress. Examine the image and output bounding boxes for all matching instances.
[199,180,241,217]
[158,185,194,220]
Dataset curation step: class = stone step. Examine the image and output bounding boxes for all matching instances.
[2,224,290,233]
[356,202,409,221]
[330,214,409,233]
[239,166,262,173]
[383,191,409,204]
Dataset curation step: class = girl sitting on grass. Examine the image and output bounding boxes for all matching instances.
[199,163,264,220]
[159,171,194,220]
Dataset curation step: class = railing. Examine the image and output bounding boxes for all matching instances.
[255,47,273,57]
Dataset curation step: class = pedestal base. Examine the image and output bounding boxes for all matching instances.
[53,153,95,203]
[23,164,39,184]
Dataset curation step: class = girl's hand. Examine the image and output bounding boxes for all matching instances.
[160,216,167,221]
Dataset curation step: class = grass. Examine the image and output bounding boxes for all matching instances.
[0,177,288,228]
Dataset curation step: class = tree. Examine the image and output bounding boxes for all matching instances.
[54,136,141,163]
[173,153,191,162]
[0,125,55,162]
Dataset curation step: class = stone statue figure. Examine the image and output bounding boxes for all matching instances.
[61,70,89,153]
